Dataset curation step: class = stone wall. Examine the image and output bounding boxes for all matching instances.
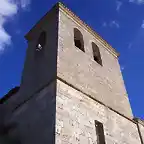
[4,80,57,144]
[56,79,141,144]
[57,8,133,119]
[1,79,141,144]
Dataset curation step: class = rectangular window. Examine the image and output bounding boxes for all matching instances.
[95,120,105,144]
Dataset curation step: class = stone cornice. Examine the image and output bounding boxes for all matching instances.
[58,2,119,58]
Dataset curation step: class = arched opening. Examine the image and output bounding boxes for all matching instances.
[92,42,102,66]
[36,31,47,51]
[74,28,85,52]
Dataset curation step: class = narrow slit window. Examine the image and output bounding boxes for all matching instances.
[95,120,105,144]
[92,42,102,66]
[74,28,85,52]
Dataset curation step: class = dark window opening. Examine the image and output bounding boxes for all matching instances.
[36,31,47,51]
[95,120,105,144]
[75,39,82,49]
[74,28,85,52]
[92,42,102,66]
[94,56,98,62]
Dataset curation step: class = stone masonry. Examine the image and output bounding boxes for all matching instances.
[56,79,141,144]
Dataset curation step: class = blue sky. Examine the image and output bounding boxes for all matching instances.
[0,0,144,119]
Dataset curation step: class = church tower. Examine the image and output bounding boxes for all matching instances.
[23,2,133,119]
[1,2,144,144]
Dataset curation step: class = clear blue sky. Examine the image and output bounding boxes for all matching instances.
[0,0,144,119]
